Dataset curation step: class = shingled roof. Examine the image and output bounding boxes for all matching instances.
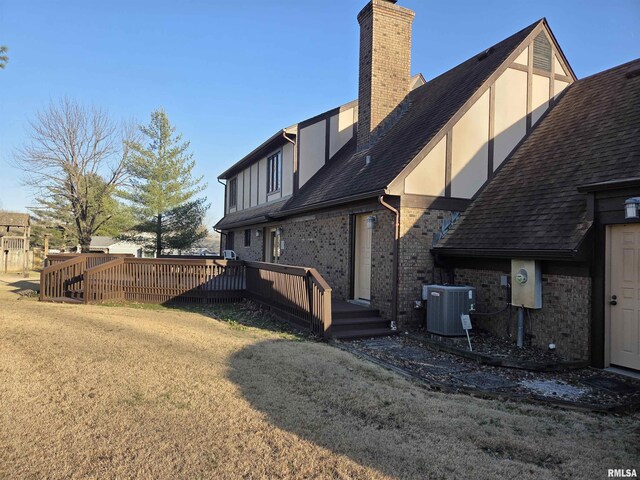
[278,20,541,215]
[434,59,640,257]
[0,212,30,227]
[215,198,289,230]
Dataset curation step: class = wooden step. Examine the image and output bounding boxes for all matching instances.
[332,316,389,332]
[332,301,380,319]
[331,327,398,340]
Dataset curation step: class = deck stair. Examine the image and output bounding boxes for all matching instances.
[330,300,396,340]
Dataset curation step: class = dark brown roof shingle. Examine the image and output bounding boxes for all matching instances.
[280,20,541,214]
[214,198,289,230]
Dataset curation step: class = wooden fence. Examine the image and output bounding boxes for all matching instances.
[40,255,332,337]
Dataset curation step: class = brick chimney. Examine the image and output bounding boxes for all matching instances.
[357,0,415,151]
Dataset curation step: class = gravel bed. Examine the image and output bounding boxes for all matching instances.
[340,335,640,411]
[416,328,567,365]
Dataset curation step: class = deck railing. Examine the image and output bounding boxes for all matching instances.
[41,254,131,301]
[0,236,25,251]
[40,255,332,337]
[46,253,128,268]
[40,255,87,301]
[244,262,332,336]
[84,257,126,304]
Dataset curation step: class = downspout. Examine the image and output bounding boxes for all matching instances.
[282,129,297,194]
[217,178,227,255]
[379,195,399,330]
[282,129,296,146]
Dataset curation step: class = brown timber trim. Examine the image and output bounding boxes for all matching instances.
[549,43,555,100]
[590,220,606,368]
[526,42,534,132]
[294,127,300,194]
[514,66,572,83]
[510,62,528,73]
[298,99,358,130]
[488,84,495,178]
[249,162,253,207]
[445,131,452,197]
[400,194,471,211]
[554,73,573,83]
[387,21,547,195]
[324,118,331,164]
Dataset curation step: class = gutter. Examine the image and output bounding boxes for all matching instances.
[431,247,581,261]
[272,189,385,218]
[577,177,640,193]
[378,195,400,330]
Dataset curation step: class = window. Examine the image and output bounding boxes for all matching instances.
[267,151,281,194]
[229,177,237,208]
[226,231,234,250]
[244,229,251,247]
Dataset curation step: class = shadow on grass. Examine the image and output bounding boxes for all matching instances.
[0,275,40,295]
[225,338,438,479]
[99,299,315,341]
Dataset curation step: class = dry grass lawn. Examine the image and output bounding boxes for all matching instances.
[0,275,638,479]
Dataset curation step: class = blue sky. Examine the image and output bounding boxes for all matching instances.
[1,0,638,226]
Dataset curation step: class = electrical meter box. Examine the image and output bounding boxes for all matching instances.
[511,259,542,309]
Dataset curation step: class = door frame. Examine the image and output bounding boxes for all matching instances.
[352,212,373,303]
[604,225,613,367]
[605,223,640,370]
[264,227,281,264]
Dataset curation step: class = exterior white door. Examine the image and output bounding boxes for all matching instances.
[354,214,372,301]
[266,228,280,263]
[610,224,640,371]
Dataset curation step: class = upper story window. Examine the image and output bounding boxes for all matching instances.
[228,177,238,208]
[267,151,281,194]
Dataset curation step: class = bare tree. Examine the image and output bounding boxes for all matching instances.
[14,98,134,251]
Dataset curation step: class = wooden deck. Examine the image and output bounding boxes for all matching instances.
[40,254,399,340]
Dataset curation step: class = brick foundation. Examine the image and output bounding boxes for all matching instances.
[397,207,453,328]
[454,268,591,361]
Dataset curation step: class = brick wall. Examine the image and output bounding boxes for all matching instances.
[397,207,453,328]
[357,0,414,150]
[226,227,263,262]
[454,268,592,361]
[226,203,394,318]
